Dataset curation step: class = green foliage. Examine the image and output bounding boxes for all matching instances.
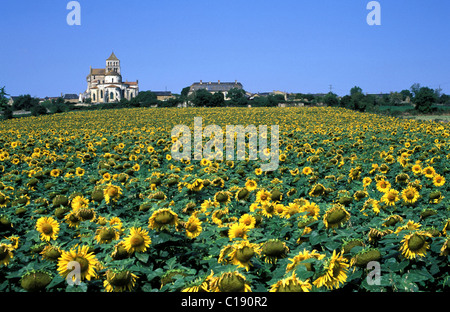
[12,94,40,111]
[414,87,437,114]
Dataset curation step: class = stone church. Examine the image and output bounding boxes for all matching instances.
[79,52,139,103]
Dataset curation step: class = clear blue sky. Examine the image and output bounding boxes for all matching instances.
[1,0,449,97]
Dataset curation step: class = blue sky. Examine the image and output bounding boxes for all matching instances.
[0,0,449,97]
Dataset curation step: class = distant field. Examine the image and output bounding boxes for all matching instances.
[405,115,450,122]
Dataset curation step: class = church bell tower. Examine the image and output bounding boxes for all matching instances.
[106,51,121,74]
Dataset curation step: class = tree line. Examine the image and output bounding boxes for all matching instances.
[1,83,449,120]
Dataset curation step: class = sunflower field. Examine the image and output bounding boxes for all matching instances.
[0,106,449,292]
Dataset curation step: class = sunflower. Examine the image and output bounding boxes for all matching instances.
[200,199,219,215]
[399,231,433,259]
[185,215,202,239]
[182,271,216,292]
[103,183,123,204]
[281,202,300,219]
[422,166,436,178]
[104,269,138,292]
[394,220,422,234]
[64,210,81,228]
[0,192,9,208]
[411,164,422,175]
[50,169,61,177]
[123,227,151,253]
[302,166,313,175]
[274,203,285,215]
[286,249,325,272]
[255,189,271,206]
[228,222,249,241]
[376,179,391,193]
[239,214,256,229]
[95,226,120,244]
[148,208,179,231]
[40,245,62,262]
[255,168,263,175]
[269,272,312,292]
[323,204,350,229]
[36,216,60,242]
[401,186,420,205]
[261,239,289,264]
[0,244,13,267]
[57,245,99,282]
[290,168,299,176]
[362,177,372,188]
[380,189,399,207]
[187,179,204,192]
[76,207,96,222]
[260,203,275,218]
[313,250,349,290]
[245,179,257,191]
[71,195,89,211]
[75,167,85,177]
[211,207,229,226]
[213,271,252,292]
[214,191,232,204]
[309,183,326,197]
[433,174,445,187]
[439,238,450,256]
[382,214,403,227]
[227,240,261,271]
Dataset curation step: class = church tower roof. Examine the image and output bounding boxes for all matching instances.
[107,52,118,61]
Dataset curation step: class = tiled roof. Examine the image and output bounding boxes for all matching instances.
[190,81,243,92]
[107,52,118,61]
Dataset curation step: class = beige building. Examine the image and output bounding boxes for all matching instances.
[79,52,139,103]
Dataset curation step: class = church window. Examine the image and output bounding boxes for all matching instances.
[110,92,114,100]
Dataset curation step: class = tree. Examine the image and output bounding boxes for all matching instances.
[350,86,363,96]
[400,89,413,101]
[191,89,212,107]
[0,87,13,120]
[31,104,47,116]
[130,91,158,107]
[210,92,225,107]
[13,94,40,111]
[410,83,421,98]
[414,87,437,113]
[181,86,190,98]
[324,92,339,107]
[227,88,246,104]
[389,92,403,106]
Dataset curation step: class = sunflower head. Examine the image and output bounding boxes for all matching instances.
[105,269,138,292]
[269,272,312,292]
[261,239,289,264]
[123,227,151,253]
[400,231,433,259]
[148,208,179,231]
[323,204,350,229]
[20,271,52,292]
[351,248,381,267]
[36,216,60,242]
[41,245,62,261]
[216,271,250,292]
